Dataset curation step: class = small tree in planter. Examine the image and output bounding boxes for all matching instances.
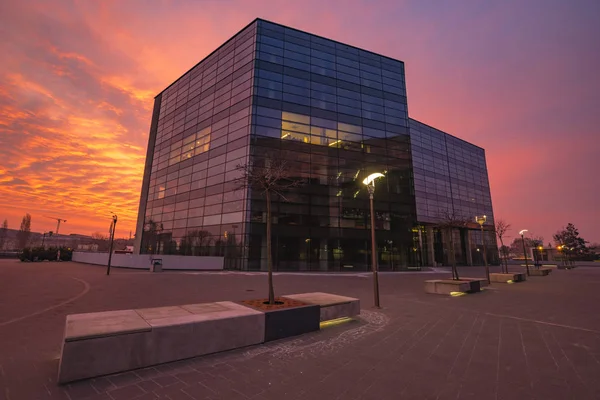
[236,157,303,305]
[434,210,470,281]
[494,219,511,273]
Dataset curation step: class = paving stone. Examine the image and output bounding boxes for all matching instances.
[137,380,161,393]
[2,261,600,399]
[108,371,141,387]
[152,375,182,388]
[106,384,144,400]
[180,382,216,399]
[90,377,117,393]
[64,380,98,399]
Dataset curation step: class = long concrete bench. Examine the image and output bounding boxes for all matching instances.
[490,272,527,283]
[283,292,360,321]
[58,293,361,383]
[58,302,264,383]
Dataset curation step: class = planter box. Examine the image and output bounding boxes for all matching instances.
[460,277,489,289]
[240,298,320,342]
[490,272,527,283]
[264,303,320,342]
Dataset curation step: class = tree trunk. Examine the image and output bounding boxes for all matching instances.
[266,191,275,305]
[449,228,459,280]
[499,237,506,273]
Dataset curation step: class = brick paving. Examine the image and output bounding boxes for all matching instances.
[1,259,600,399]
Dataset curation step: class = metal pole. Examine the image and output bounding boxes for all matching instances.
[107,215,117,276]
[368,185,380,308]
[481,225,490,284]
[521,234,530,276]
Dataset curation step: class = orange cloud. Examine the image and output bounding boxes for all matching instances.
[0,0,598,244]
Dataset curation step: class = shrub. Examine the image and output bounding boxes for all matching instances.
[19,246,73,262]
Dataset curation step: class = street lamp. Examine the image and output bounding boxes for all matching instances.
[537,245,544,267]
[475,215,490,284]
[519,229,530,276]
[557,244,566,266]
[363,172,384,308]
[107,214,118,276]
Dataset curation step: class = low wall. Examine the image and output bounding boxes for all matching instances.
[72,252,224,271]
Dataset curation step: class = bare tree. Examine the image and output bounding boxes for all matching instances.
[91,232,108,240]
[236,157,304,305]
[434,210,470,281]
[0,219,7,251]
[494,219,511,273]
[186,229,211,256]
[142,219,163,254]
[17,214,31,250]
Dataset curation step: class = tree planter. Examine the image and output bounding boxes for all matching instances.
[241,297,320,342]
[459,278,489,290]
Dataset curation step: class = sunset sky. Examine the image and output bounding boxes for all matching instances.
[1,0,598,244]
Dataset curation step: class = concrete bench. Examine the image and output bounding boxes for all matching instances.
[425,280,471,295]
[58,302,264,383]
[283,292,360,321]
[490,272,527,283]
[558,265,577,270]
[529,268,552,276]
[58,293,361,383]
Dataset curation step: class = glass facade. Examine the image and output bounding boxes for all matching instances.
[134,18,497,270]
[409,120,497,265]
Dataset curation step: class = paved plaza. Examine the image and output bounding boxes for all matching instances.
[1,260,600,400]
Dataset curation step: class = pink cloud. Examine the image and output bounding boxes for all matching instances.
[0,0,598,244]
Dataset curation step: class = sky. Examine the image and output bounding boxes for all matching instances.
[0,0,599,244]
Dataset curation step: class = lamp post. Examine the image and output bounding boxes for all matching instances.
[107,214,118,276]
[537,245,544,268]
[475,215,490,284]
[363,172,384,308]
[520,229,530,276]
[557,245,564,266]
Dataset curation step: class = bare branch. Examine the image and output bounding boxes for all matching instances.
[235,157,304,199]
[432,209,471,230]
[234,156,304,304]
[494,219,511,240]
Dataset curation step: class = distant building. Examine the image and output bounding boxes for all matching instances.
[134,18,497,271]
[77,243,99,252]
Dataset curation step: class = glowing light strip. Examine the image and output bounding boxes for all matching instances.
[319,317,353,328]
[450,291,467,297]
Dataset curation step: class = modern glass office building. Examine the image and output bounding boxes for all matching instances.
[133,18,497,271]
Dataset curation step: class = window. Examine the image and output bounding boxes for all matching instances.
[195,135,210,155]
